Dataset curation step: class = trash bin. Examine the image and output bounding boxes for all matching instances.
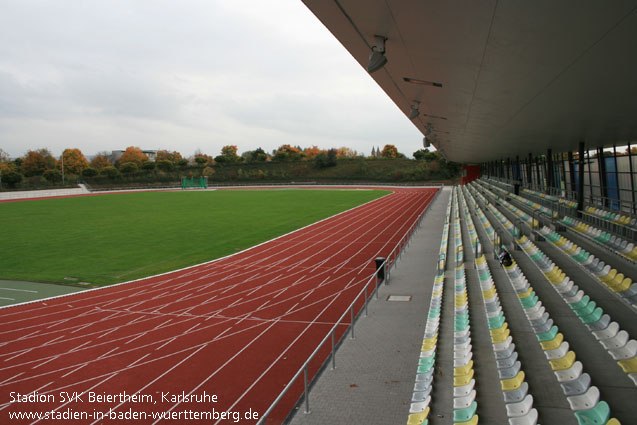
[374,257,386,281]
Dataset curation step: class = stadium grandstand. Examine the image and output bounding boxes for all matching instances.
[290,1,637,425]
[1,3,636,425]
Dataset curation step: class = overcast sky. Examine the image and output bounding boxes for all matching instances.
[0,0,425,159]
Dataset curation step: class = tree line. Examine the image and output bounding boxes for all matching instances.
[0,144,454,189]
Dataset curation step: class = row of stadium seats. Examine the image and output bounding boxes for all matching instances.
[470,181,637,386]
[538,226,637,304]
[501,256,621,425]
[477,179,636,263]
[463,184,625,423]
[517,235,637,386]
[461,187,540,424]
[559,217,637,262]
[583,206,637,230]
[407,191,453,425]
[451,188,479,425]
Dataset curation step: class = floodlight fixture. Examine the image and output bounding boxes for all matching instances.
[423,136,430,148]
[409,101,420,120]
[367,35,387,73]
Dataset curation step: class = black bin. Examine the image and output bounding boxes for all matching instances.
[374,257,386,281]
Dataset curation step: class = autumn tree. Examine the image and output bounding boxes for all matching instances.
[118,147,148,167]
[59,148,89,175]
[274,144,304,161]
[0,149,12,174]
[381,144,404,159]
[215,145,241,164]
[303,146,325,159]
[90,154,112,170]
[156,150,183,164]
[336,147,357,158]
[22,149,56,176]
[193,153,214,167]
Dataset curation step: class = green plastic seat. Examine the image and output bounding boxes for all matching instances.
[488,313,505,330]
[453,401,477,423]
[573,401,610,425]
[536,325,559,342]
[574,301,597,318]
[580,307,604,324]
[520,294,538,308]
[569,295,591,311]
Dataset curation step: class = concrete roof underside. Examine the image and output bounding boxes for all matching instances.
[302,0,637,164]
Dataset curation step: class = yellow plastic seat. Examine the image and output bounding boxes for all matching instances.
[501,371,525,391]
[540,332,564,351]
[492,328,511,344]
[407,407,430,425]
[490,322,509,338]
[475,255,486,265]
[549,350,576,370]
[454,360,474,377]
[605,418,622,425]
[518,287,533,298]
[422,336,437,351]
[614,277,632,293]
[617,356,637,374]
[454,369,475,387]
[607,273,625,291]
[483,287,496,299]
[600,269,617,284]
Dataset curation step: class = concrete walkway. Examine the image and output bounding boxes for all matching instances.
[287,187,451,425]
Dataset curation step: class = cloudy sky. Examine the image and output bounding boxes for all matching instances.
[0,0,424,159]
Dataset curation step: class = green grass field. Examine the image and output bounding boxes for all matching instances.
[0,189,388,286]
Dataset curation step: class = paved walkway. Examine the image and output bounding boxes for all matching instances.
[287,187,451,425]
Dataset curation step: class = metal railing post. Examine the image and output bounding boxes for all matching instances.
[303,366,310,414]
[331,330,335,370]
[350,306,355,339]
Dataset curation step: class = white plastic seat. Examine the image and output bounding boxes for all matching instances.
[566,385,600,411]
[503,381,529,403]
[592,321,619,341]
[600,330,629,350]
[412,389,431,402]
[498,361,522,380]
[560,372,591,396]
[414,381,431,392]
[453,389,476,409]
[544,341,570,360]
[608,339,637,360]
[409,397,431,413]
[564,289,584,304]
[554,360,584,382]
[505,394,533,417]
[494,336,513,352]
[497,351,519,369]
[487,307,503,318]
[525,305,546,321]
[420,348,435,359]
[455,328,471,339]
[495,342,516,360]
[455,339,472,353]
[554,279,574,294]
[524,302,543,316]
[453,379,475,397]
[454,352,473,368]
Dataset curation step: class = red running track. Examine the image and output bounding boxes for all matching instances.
[0,187,438,424]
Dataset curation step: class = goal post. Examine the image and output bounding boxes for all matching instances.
[181,176,208,189]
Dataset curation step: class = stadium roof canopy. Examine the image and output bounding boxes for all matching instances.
[302,0,637,163]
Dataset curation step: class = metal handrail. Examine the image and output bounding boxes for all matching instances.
[256,188,437,424]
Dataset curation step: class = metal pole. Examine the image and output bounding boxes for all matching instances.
[331,330,335,369]
[303,365,310,414]
[613,144,620,209]
[364,287,368,317]
[350,306,355,339]
[628,142,636,214]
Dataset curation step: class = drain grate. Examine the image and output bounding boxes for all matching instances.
[387,295,412,302]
